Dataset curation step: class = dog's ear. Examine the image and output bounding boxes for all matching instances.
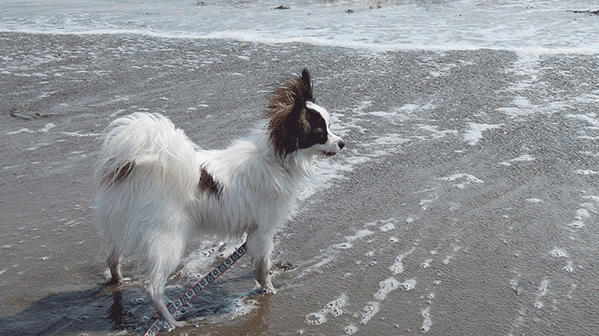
[290,69,313,132]
[292,69,313,135]
[300,68,313,102]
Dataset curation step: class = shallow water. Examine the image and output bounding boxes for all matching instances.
[1,32,599,335]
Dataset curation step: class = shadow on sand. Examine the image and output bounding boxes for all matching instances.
[0,273,256,335]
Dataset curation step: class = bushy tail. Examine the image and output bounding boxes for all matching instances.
[95,112,199,200]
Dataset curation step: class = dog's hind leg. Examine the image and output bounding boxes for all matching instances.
[147,274,183,327]
[145,229,187,327]
[106,248,128,285]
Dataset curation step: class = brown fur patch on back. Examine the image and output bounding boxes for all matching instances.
[199,167,220,196]
[266,69,313,156]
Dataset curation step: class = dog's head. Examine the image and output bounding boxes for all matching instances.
[266,69,345,158]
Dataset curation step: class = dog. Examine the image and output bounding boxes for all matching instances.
[94,69,345,326]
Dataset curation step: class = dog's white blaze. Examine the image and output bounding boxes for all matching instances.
[306,101,330,125]
[306,101,343,147]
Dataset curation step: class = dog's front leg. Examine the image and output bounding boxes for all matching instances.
[247,228,276,294]
[256,256,275,294]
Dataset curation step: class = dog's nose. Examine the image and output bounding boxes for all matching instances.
[338,140,346,150]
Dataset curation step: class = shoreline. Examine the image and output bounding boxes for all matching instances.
[2,30,599,55]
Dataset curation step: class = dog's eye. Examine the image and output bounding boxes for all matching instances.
[313,128,326,138]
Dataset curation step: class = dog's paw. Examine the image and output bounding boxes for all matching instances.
[106,276,132,286]
[167,320,185,329]
[260,284,277,295]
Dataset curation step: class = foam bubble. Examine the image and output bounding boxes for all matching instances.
[344,323,359,335]
[568,221,585,229]
[345,230,374,242]
[421,259,433,269]
[533,279,550,309]
[298,253,337,278]
[6,128,36,135]
[537,279,549,297]
[500,154,535,166]
[421,306,432,333]
[305,293,348,326]
[400,278,417,291]
[443,255,453,264]
[497,96,535,118]
[39,123,55,133]
[374,277,400,300]
[61,131,101,137]
[420,125,459,140]
[390,247,415,274]
[305,312,327,326]
[564,260,574,273]
[379,222,396,232]
[369,103,428,123]
[437,173,484,183]
[372,133,411,146]
[360,301,380,325]
[437,173,484,189]
[332,229,375,250]
[581,202,597,211]
[323,294,348,317]
[334,242,353,249]
[463,123,502,146]
[574,169,599,175]
[582,195,599,202]
[549,248,569,258]
[575,209,591,219]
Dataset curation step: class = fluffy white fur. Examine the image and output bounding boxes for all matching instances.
[95,70,344,326]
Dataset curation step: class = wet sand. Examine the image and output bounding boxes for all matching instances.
[1,32,599,335]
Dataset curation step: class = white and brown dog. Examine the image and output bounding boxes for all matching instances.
[94,69,345,326]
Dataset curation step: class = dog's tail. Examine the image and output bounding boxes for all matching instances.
[95,112,199,200]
